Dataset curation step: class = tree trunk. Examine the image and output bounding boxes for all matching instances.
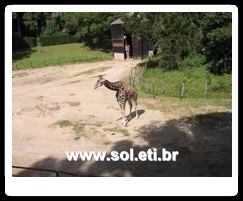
[17,13,21,36]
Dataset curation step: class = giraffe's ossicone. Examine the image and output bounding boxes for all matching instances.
[94,75,138,126]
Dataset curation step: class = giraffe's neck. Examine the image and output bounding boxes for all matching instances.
[103,80,123,91]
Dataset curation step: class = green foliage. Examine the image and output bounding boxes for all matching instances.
[60,12,124,48]
[42,20,60,35]
[39,33,80,46]
[124,12,231,74]
[24,37,37,48]
[201,13,232,74]
[56,120,72,128]
[13,12,232,75]
[154,13,203,69]
[22,12,52,36]
[179,54,206,70]
[123,13,154,37]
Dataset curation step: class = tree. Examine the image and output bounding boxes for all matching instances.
[60,12,124,48]
[22,12,52,36]
[201,13,232,74]
[124,13,203,70]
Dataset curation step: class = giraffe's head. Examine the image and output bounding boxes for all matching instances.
[94,75,105,89]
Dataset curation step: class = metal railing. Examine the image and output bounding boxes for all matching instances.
[12,165,96,177]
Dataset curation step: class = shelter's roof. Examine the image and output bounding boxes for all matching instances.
[111,17,124,25]
[111,13,135,25]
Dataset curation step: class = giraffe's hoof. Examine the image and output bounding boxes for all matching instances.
[122,120,128,127]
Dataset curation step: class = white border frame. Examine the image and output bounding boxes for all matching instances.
[5,5,238,196]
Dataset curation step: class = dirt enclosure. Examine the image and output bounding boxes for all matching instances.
[12,60,232,177]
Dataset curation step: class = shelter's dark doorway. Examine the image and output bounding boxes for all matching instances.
[124,34,133,59]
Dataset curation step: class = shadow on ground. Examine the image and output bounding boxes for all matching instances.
[13,112,232,177]
[126,109,145,124]
[12,49,37,62]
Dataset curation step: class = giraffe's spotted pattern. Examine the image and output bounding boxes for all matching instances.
[94,75,138,126]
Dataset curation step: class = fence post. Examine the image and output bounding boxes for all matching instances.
[146,83,149,92]
[204,81,208,96]
[160,82,164,95]
[180,81,185,100]
[152,83,155,98]
[129,69,132,86]
[132,69,135,87]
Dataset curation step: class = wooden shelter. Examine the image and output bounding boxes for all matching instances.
[110,17,154,60]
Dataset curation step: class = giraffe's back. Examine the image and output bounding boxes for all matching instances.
[119,84,137,98]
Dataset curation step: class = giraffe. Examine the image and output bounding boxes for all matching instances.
[94,75,138,126]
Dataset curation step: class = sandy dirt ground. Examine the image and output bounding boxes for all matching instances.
[12,60,232,177]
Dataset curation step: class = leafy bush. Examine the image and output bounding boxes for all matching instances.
[179,54,206,70]
[39,33,80,46]
[24,37,37,48]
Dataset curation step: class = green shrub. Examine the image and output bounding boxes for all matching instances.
[179,54,206,70]
[24,37,37,48]
[39,33,80,46]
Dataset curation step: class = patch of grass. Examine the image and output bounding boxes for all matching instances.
[13,43,112,70]
[72,122,86,136]
[103,127,130,137]
[94,122,102,127]
[55,119,95,140]
[65,101,80,107]
[74,136,81,140]
[72,122,86,140]
[103,141,111,145]
[56,120,73,128]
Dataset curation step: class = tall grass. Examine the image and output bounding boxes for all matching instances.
[138,55,232,99]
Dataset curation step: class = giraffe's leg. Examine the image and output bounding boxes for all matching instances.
[119,102,127,127]
[128,99,132,120]
[115,91,119,103]
[122,104,127,127]
[133,93,139,119]
[117,91,127,126]
[115,92,124,121]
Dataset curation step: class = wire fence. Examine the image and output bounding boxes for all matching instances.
[13,55,111,70]
[129,63,232,99]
